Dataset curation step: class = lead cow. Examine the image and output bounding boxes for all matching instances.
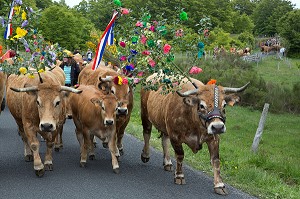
[79,64,133,155]
[140,73,249,195]
[6,72,81,177]
[69,85,120,173]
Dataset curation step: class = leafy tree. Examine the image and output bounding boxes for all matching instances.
[232,12,254,34]
[38,5,94,50]
[277,10,300,58]
[231,0,256,15]
[35,0,54,10]
[252,0,293,36]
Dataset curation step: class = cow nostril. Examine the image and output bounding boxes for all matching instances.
[117,108,128,115]
[212,124,224,133]
[41,123,54,132]
[106,120,114,125]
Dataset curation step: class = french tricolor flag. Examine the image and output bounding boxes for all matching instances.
[4,1,15,40]
[92,11,118,71]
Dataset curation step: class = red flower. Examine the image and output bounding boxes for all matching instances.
[163,44,172,54]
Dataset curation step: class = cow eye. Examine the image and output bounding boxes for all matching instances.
[111,90,115,94]
[199,104,205,110]
[36,100,40,106]
[102,106,105,111]
[55,101,60,107]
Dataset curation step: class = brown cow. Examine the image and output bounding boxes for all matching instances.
[69,85,120,173]
[0,71,7,113]
[140,73,249,195]
[79,64,133,155]
[6,72,82,177]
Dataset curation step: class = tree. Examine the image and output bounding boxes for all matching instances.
[38,5,94,50]
[252,0,293,36]
[232,12,254,34]
[277,10,300,58]
[231,0,256,15]
[35,0,53,10]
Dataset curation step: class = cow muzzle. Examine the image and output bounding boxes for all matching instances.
[104,119,114,126]
[117,107,128,116]
[207,121,226,135]
[40,122,56,132]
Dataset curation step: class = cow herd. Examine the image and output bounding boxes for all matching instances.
[0,61,249,195]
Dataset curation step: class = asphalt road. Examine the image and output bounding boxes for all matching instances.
[0,107,257,199]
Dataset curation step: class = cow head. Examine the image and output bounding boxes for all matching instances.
[97,76,132,116]
[90,94,118,126]
[10,84,82,132]
[177,82,250,135]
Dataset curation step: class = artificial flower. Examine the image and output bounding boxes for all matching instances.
[14,6,21,15]
[125,64,134,71]
[19,67,27,75]
[157,26,167,35]
[204,29,209,37]
[179,11,188,21]
[207,79,217,85]
[28,73,35,79]
[149,25,155,32]
[131,36,138,44]
[120,56,127,61]
[163,44,172,54]
[175,29,184,37]
[120,8,129,15]
[142,13,151,22]
[189,66,203,74]
[135,21,143,27]
[38,69,45,73]
[166,54,175,62]
[15,0,23,5]
[113,0,122,6]
[130,49,138,55]
[140,35,147,44]
[21,20,28,27]
[198,42,205,49]
[119,41,126,48]
[137,71,144,77]
[122,78,128,84]
[21,10,27,20]
[13,27,27,39]
[134,78,140,84]
[142,50,150,56]
[148,58,156,67]
[147,40,155,47]
[25,47,30,52]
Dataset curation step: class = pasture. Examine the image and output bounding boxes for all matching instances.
[125,55,300,199]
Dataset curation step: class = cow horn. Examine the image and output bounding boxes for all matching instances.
[176,88,199,97]
[10,86,38,92]
[60,86,82,93]
[99,76,113,82]
[223,82,250,93]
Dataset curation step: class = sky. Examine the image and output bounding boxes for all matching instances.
[56,0,300,9]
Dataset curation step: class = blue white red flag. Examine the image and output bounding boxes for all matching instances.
[92,11,118,71]
[4,1,15,40]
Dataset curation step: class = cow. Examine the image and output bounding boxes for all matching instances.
[0,71,7,113]
[140,73,249,195]
[78,64,133,155]
[6,72,82,177]
[69,85,120,173]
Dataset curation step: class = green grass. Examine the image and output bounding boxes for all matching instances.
[125,57,300,198]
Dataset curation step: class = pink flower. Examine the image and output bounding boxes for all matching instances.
[135,21,143,27]
[149,25,155,32]
[122,78,128,84]
[142,50,150,56]
[175,29,184,37]
[134,78,140,84]
[25,48,30,52]
[148,58,156,67]
[120,56,127,61]
[119,41,126,48]
[140,35,147,44]
[163,44,172,54]
[121,8,129,15]
[137,71,144,77]
[189,66,203,74]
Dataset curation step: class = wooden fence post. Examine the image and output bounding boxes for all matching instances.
[251,103,270,153]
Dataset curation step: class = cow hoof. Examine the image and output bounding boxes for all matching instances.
[35,168,45,177]
[102,142,108,148]
[119,149,124,156]
[113,168,120,174]
[80,162,87,168]
[214,187,228,195]
[54,147,60,152]
[141,155,150,163]
[89,155,95,160]
[24,155,33,162]
[45,164,53,171]
[164,164,173,172]
[174,177,186,185]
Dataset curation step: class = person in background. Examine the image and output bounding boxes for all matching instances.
[86,48,93,62]
[59,50,80,87]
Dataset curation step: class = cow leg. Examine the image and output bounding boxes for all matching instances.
[80,128,91,168]
[24,128,44,177]
[89,135,95,160]
[161,133,172,171]
[170,140,186,185]
[207,136,228,195]
[54,127,63,152]
[42,132,55,171]
[108,132,119,174]
[116,120,128,156]
[141,116,152,163]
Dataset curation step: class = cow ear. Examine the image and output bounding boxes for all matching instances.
[183,97,199,107]
[224,94,241,106]
[90,98,102,107]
